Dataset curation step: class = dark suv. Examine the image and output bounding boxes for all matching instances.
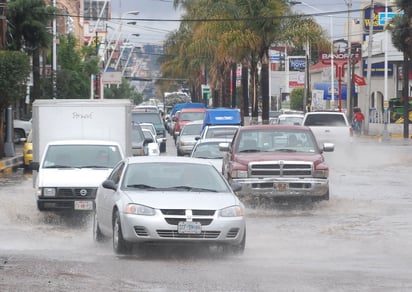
[131,111,167,153]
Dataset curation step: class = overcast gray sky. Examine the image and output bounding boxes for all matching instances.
[110,0,363,44]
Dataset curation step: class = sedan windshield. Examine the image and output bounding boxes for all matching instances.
[122,162,230,192]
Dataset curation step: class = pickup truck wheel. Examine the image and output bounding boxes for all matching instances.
[113,211,132,254]
[93,211,105,242]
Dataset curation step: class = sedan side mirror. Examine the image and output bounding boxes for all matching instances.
[102,179,117,191]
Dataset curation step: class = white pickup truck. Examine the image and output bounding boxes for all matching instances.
[302,111,353,146]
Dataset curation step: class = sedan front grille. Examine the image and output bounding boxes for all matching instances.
[249,161,313,177]
[157,230,220,238]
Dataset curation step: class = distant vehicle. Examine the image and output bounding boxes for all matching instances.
[13,119,32,143]
[133,105,159,113]
[173,107,206,142]
[302,111,353,146]
[220,124,334,205]
[131,110,167,153]
[176,120,203,156]
[201,108,241,131]
[198,125,240,141]
[139,122,165,146]
[272,113,304,125]
[141,129,160,156]
[191,138,231,172]
[93,156,246,255]
[131,124,152,156]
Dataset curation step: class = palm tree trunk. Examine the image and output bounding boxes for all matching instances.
[241,60,249,125]
[32,48,41,100]
[261,50,269,124]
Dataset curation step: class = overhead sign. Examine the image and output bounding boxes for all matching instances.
[378,12,403,26]
[101,72,122,85]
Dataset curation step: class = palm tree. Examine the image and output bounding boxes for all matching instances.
[7,0,57,101]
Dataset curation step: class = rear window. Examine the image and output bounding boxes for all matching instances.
[303,114,347,126]
[132,112,162,125]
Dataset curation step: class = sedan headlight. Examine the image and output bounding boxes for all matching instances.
[42,188,56,197]
[220,205,244,217]
[125,203,155,216]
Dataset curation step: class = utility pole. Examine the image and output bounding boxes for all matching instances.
[365,0,375,135]
[346,0,353,119]
[0,0,6,50]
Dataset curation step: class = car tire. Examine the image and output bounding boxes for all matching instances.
[93,211,105,242]
[113,210,132,254]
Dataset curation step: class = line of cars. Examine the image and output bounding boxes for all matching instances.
[91,104,352,255]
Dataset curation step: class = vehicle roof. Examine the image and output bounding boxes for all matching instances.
[238,124,309,131]
[126,155,213,165]
[47,140,122,146]
[179,107,207,113]
[278,113,304,118]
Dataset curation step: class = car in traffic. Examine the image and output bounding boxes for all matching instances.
[13,118,32,143]
[173,107,206,142]
[176,120,203,156]
[272,113,304,125]
[141,128,160,156]
[302,111,353,146]
[220,124,334,205]
[131,110,167,153]
[190,138,231,172]
[198,125,240,140]
[93,156,246,255]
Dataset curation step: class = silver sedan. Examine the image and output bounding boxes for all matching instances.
[93,156,246,255]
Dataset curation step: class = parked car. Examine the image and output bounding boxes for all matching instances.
[272,113,304,125]
[220,124,334,206]
[191,138,231,172]
[142,128,160,156]
[23,130,33,167]
[93,156,246,255]
[176,120,203,156]
[13,119,32,143]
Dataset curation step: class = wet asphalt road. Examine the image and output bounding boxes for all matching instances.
[1,135,412,291]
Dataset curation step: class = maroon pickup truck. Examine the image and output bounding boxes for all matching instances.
[220,124,334,205]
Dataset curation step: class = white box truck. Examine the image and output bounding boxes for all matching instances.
[30,99,133,211]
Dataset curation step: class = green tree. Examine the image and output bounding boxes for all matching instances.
[389,0,412,138]
[7,0,57,101]
[0,51,31,157]
[104,79,142,104]
[289,87,304,111]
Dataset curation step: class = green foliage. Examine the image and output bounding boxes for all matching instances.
[289,88,304,111]
[0,51,31,108]
[103,79,142,104]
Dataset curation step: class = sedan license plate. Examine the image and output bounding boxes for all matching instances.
[74,200,93,210]
[275,183,288,192]
[177,221,202,234]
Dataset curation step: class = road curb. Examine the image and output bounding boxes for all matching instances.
[0,154,24,174]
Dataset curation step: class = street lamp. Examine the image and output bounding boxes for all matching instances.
[289,1,334,111]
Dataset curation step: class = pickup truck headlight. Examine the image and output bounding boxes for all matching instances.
[220,206,244,217]
[42,188,56,197]
[313,169,329,178]
[231,170,248,178]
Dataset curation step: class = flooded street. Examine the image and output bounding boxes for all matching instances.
[1,137,412,291]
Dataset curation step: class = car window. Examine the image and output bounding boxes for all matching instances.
[304,114,347,126]
[122,162,229,192]
[108,161,125,185]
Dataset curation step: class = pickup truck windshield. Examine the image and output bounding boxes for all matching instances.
[42,145,122,169]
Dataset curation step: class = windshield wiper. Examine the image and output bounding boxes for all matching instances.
[44,165,73,169]
[79,165,109,168]
[127,184,158,190]
[275,148,297,152]
[239,149,261,153]
[167,186,218,192]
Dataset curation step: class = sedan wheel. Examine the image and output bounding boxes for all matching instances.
[93,211,105,242]
[225,229,246,255]
[113,211,132,254]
